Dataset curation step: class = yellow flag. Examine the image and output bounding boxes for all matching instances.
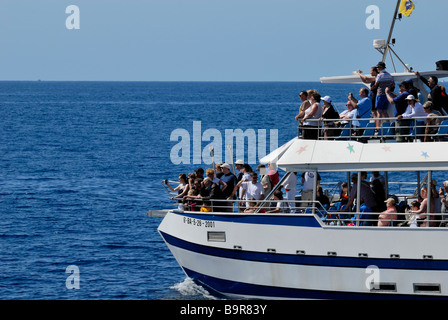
[399,0,415,17]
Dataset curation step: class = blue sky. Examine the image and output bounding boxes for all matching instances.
[0,0,447,81]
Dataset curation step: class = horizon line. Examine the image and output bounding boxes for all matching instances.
[0,79,323,83]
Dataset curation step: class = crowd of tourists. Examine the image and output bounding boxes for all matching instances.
[296,61,448,142]
[164,166,448,227]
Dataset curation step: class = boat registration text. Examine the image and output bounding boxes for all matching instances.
[183,217,216,228]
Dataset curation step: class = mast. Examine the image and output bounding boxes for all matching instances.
[379,0,413,72]
[382,0,401,63]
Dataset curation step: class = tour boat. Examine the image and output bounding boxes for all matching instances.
[157,1,448,299]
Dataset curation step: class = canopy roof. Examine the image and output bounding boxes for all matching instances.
[320,70,448,84]
[263,138,448,172]
[259,137,296,166]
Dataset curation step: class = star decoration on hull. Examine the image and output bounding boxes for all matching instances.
[297,145,308,155]
[346,143,355,154]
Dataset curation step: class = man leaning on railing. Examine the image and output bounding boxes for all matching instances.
[395,95,426,142]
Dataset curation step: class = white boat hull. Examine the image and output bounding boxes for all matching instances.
[158,210,448,299]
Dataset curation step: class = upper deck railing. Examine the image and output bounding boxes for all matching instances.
[298,115,448,142]
[167,196,448,228]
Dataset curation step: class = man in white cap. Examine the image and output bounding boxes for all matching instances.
[398,95,425,119]
[235,159,244,182]
[219,163,238,212]
[228,172,265,210]
[396,94,426,142]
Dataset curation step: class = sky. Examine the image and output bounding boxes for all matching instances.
[0,0,447,81]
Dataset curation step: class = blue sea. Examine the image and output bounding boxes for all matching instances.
[1,81,444,300]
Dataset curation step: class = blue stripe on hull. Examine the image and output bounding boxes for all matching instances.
[159,231,448,270]
[174,211,322,227]
[183,267,448,300]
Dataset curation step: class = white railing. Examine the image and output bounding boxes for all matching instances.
[297,116,448,142]
[166,195,448,228]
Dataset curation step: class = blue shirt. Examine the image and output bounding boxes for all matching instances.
[357,97,372,127]
[393,91,410,116]
[220,172,238,197]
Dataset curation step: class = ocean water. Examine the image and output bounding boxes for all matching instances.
[1,81,444,300]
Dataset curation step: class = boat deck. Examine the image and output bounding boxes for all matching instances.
[161,115,448,229]
[299,116,448,143]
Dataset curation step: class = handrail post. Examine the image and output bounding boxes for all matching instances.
[427,170,432,227]
[356,171,361,226]
[312,170,317,214]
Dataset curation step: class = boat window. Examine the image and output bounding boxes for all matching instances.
[370,283,397,292]
[413,283,441,293]
[207,231,226,242]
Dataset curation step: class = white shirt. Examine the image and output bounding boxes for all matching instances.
[401,102,426,119]
[242,181,265,201]
[340,109,360,127]
[283,173,297,191]
[276,201,289,213]
[376,69,394,95]
[303,102,323,127]
[238,172,251,199]
[302,172,319,191]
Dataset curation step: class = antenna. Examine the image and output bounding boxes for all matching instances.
[373,0,412,73]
